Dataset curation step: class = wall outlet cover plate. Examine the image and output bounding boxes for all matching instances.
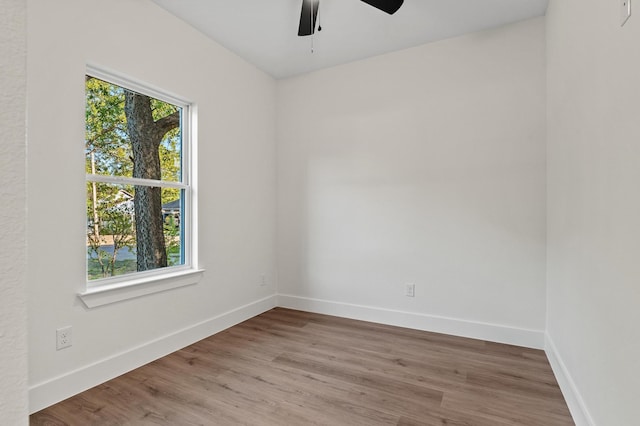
[56,326,72,350]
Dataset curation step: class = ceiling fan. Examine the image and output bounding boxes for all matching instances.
[298,0,404,36]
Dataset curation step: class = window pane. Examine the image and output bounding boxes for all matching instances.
[87,183,185,281]
[162,187,184,268]
[85,76,182,183]
[86,182,137,280]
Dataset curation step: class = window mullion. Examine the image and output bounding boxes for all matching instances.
[86,174,187,190]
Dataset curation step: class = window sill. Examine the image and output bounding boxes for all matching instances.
[78,269,204,308]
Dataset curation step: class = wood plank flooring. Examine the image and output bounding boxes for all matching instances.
[30,308,574,425]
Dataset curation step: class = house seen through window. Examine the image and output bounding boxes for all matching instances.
[86,72,191,283]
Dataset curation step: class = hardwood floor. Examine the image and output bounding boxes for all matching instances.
[30,308,574,425]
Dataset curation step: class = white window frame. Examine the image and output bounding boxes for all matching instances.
[79,66,202,308]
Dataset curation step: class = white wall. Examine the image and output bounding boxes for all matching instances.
[546,0,640,424]
[0,0,28,423]
[277,18,547,346]
[28,1,640,421]
[27,0,277,412]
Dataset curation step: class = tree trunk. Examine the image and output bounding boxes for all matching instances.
[124,91,179,272]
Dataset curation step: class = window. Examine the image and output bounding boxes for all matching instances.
[83,68,198,303]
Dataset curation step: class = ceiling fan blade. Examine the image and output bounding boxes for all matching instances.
[298,0,319,36]
[360,0,404,15]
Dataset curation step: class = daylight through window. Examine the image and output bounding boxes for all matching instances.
[86,73,191,284]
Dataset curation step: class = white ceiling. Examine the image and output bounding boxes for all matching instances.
[151,0,548,79]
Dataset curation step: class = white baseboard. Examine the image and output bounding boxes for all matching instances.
[28,293,550,414]
[277,294,545,349]
[29,295,277,414]
[545,334,595,426]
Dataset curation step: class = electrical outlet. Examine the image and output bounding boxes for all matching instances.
[260,274,267,287]
[405,283,415,298]
[621,0,632,26]
[56,326,72,350]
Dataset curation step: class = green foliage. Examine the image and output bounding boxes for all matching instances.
[85,78,129,176]
[164,215,182,267]
[85,77,182,186]
[86,182,136,278]
[86,76,184,279]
